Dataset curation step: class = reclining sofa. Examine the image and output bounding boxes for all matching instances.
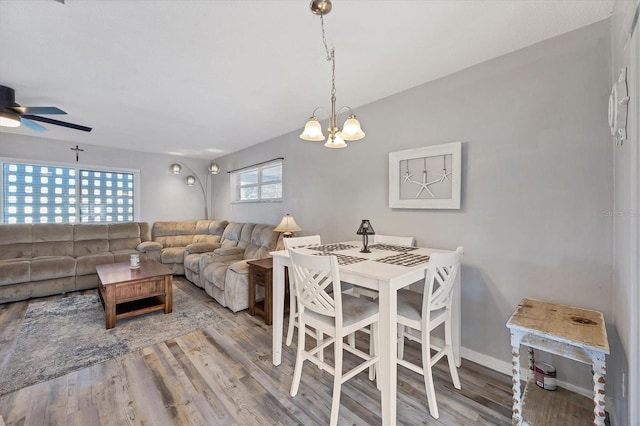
[0,222,153,303]
[143,220,229,274]
[184,222,283,312]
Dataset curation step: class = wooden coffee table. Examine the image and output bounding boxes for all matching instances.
[96,259,174,329]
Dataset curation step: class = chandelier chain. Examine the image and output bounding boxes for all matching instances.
[320,15,337,105]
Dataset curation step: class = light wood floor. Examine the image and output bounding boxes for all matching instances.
[1,279,517,425]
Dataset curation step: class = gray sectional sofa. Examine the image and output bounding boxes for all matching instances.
[0,222,154,303]
[1,219,283,314]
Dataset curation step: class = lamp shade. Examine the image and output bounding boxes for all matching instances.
[274,214,302,235]
[356,219,375,235]
[185,175,197,186]
[300,118,325,141]
[0,111,21,128]
[341,115,365,141]
[324,132,347,148]
[209,162,220,174]
[170,163,182,174]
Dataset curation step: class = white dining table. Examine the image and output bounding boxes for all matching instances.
[270,241,461,426]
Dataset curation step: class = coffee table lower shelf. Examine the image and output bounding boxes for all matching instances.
[98,291,168,321]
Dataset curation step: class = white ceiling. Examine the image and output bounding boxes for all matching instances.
[0,0,614,160]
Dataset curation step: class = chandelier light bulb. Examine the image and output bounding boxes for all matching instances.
[342,115,365,141]
[324,132,347,148]
[185,175,197,186]
[170,163,182,174]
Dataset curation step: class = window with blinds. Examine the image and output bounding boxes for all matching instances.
[230,159,282,202]
[2,162,135,224]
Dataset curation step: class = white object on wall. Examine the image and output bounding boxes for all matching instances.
[608,67,630,146]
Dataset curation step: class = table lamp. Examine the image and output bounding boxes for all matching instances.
[356,219,375,253]
[274,214,301,238]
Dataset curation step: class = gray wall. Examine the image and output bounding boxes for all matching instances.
[610,1,639,424]
[212,20,614,391]
[0,133,212,224]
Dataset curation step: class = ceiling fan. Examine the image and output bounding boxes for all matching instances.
[0,85,92,132]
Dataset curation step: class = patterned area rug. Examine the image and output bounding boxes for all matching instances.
[0,282,217,396]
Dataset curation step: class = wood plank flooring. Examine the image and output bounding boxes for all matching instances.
[1,279,517,425]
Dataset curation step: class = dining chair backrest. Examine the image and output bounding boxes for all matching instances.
[284,235,322,250]
[422,247,463,315]
[373,234,415,247]
[289,248,343,324]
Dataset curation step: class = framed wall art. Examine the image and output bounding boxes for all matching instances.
[389,141,461,209]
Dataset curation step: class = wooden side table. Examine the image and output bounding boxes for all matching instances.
[506,298,610,426]
[248,257,288,325]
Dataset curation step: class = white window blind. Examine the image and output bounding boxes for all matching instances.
[2,161,135,224]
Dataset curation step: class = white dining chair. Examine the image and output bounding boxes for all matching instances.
[396,246,463,419]
[288,248,379,426]
[283,235,322,347]
[373,234,415,247]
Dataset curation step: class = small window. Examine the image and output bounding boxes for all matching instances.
[231,159,282,203]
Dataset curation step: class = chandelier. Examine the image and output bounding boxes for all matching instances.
[299,0,365,149]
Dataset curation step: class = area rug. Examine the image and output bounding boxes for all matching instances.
[0,282,219,396]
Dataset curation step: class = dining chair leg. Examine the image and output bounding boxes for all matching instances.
[329,336,344,426]
[371,322,380,387]
[317,329,325,364]
[445,313,461,389]
[421,327,439,419]
[286,286,297,346]
[397,324,406,360]
[290,318,306,397]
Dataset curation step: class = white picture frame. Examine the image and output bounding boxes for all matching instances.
[389,141,462,209]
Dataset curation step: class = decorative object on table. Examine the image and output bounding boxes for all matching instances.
[169,160,218,219]
[375,252,431,267]
[389,141,462,209]
[307,243,358,252]
[273,213,301,237]
[608,67,629,146]
[299,0,365,149]
[368,243,418,252]
[129,253,140,269]
[356,219,375,253]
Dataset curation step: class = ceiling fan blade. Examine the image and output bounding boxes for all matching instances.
[21,118,47,132]
[23,114,92,132]
[13,106,67,115]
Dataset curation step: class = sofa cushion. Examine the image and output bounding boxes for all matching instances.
[244,224,281,259]
[0,260,30,286]
[109,223,142,252]
[73,224,109,257]
[161,247,186,264]
[76,253,115,276]
[0,224,32,260]
[30,256,76,281]
[220,222,250,249]
[32,224,74,257]
[152,221,197,248]
[203,261,235,291]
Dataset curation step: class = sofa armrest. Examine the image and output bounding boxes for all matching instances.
[211,246,244,263]
[137,241,163,252]
[186,242,221,255]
